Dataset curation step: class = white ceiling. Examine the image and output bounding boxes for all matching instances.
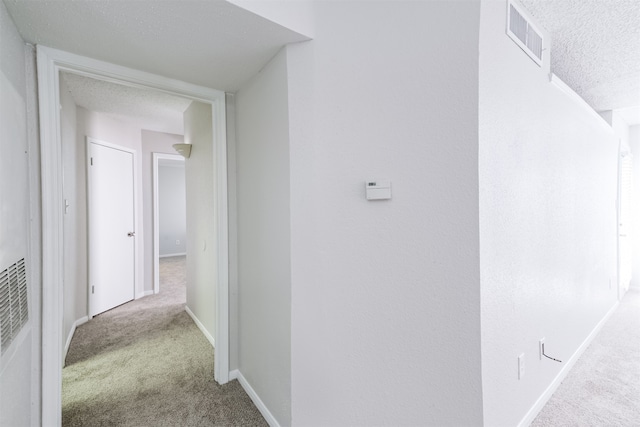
[6,1,639,127]
[521,0,640,125]
[62,72,190,134]
[4,0,309,92]
[6,0,309,137]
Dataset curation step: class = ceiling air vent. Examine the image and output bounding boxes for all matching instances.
[507,0,543,66]
[0,258,29,354]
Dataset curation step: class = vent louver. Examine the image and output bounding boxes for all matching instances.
[507,0,544,66]
[0,258,28,354]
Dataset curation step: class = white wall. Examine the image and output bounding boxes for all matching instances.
[0,2,34,424]
[226,93,240,373]
[158,163,187,256]
[630,125,640,290]
[141,129,184,292]
[282,2,484,425]
[479,1,619,425]
[228,0,315,38]
[60,76,88,359]
[184,102,216,341]
[236,48,292,426]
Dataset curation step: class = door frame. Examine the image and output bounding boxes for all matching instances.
[87,138,138,317]
[37,45,230,425]
[617,140,633,301]
[152,152,185,294]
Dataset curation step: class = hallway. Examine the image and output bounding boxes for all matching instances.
[532,289,640,425]
[62,256,266,426]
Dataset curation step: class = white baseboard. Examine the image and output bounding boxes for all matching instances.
[159,252,186,259]
[229,369,239,380]
[236,370,280,427]
[517,301,620,427]
[63,316,88,367]
[185,305,215,348]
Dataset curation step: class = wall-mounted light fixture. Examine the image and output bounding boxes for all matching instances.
[173,143,192,158]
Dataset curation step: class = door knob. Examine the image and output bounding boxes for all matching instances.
[127,232,135,237]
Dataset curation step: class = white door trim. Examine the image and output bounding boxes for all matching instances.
[152,152,185,294]
[87,138,138,316]
[36,45,230,426]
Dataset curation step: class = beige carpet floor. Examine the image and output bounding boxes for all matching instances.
[62,256,267,426]
[531,289,640,426]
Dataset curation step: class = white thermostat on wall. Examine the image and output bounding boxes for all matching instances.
[365,180,391,200]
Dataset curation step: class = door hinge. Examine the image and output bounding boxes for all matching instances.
[90,157,93,166]
[92,285,95,294]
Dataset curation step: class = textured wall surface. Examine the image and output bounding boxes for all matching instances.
[236,48,292,426]
[287,2,483,425]
[0,1,32,424]
[479,1,619,425]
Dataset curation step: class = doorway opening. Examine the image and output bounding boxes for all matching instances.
[153,154,186,295]
[37,46,230,424]
[618,144,633,300]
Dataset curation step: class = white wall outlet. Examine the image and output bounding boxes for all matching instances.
[518,353,525,379]
[176,239,180,245]
[539,337,545,360]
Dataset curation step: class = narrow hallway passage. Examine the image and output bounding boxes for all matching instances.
[62,256,266,426]
[532,290,640,425]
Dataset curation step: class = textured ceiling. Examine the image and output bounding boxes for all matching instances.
[7,1,638,125]
[521,0,640,124]
[62,72,190,134]
[4,0,309,91]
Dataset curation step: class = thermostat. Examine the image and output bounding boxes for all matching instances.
[365,180,391,200]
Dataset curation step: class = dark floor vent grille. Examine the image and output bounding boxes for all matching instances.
[0,258,28,354]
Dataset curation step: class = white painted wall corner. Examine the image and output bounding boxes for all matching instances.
[63,316,88,367]
[229,369,239,381]
[136,290,154,300]
[235,370,281,427]
[517,301,620,427]
[185,305,215,348]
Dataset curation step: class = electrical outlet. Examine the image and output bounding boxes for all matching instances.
[518,353,525,379]
[539,337,545,360]
[176,239,180,245]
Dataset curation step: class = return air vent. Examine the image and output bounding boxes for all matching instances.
[0,258,28,354]
[507,0,544,66]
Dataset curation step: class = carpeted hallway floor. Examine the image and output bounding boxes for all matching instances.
[531,289,640,426]
[62,256,267,426]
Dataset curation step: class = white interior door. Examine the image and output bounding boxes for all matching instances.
[88,140,136,316]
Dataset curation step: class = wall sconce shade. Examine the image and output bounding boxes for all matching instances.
[173,143,192,158]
